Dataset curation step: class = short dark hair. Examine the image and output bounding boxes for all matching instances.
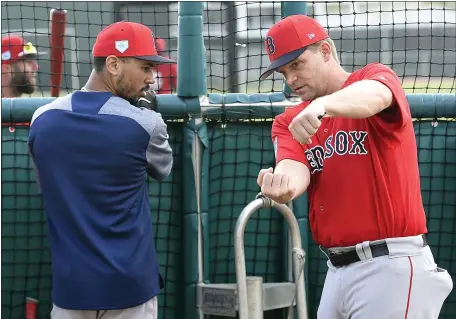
[93,57,106,73]
[92,56,131,73]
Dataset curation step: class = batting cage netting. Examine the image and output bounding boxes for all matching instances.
[1,1,454,96]
[1,2,455,319]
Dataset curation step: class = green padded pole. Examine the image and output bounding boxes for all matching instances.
[177,3,207,319]
[281,1,307,18]
[177,2,207,97]
[182,120,202,319]
[281,2,308,97]
[182,116,209,319]
[2,94,455,123]
[0,95,200,121]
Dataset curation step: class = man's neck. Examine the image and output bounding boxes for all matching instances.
[83,70,116,94]
[324,63,351,96]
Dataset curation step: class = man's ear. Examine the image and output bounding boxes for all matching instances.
[320,42,332,62]
[105,56,121,76]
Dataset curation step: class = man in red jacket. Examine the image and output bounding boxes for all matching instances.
[257,14,453,319]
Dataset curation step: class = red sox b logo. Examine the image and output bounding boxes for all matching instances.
[265,36,275,55]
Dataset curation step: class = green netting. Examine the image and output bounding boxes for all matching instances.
[1,123,184,319]
[206,121,285,318]
[2,111,456,319]
[207,122,281,284]
[1,127,52,319]
[2,1,454,97]
[416,120,456,318]
[203,1,455,94]
[1,1,179,97]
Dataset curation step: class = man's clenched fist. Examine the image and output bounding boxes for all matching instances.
[257,167,296,204]
[288,99,326,144]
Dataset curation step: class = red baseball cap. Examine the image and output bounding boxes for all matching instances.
[92,21,176,64]
[1,35,42,65]
[260,15,329,80]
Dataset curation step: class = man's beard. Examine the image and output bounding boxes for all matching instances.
[11,71,35,95]
[115,75,138,105]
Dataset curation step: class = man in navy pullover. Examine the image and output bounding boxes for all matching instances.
[28,21,176,319]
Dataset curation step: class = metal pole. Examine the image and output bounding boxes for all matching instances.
[247,276,264,319]
[192,121,205,319]
[286,202,294,319]
[234,197,266,318]
[274,203,308,319]
[177,2,207,97]
[234,194,308,319]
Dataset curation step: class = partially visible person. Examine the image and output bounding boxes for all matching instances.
[1,34,40,97]
[150,36,177,94]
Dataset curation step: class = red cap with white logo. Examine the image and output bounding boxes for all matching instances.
[92,21,176,64]
[260,15,329,80]
[1,35,42,65]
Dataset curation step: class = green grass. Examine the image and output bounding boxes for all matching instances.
[208,76,455,95]
[401,76,455,94]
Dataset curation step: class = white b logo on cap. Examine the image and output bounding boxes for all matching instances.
[115,40,129,53]
[266,36,275,55]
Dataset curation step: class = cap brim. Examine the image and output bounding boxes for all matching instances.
[136,55,176,64]
[259,46,307,80]
[19,52,47,60]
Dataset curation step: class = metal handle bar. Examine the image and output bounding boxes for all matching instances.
[234,194,308,319]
